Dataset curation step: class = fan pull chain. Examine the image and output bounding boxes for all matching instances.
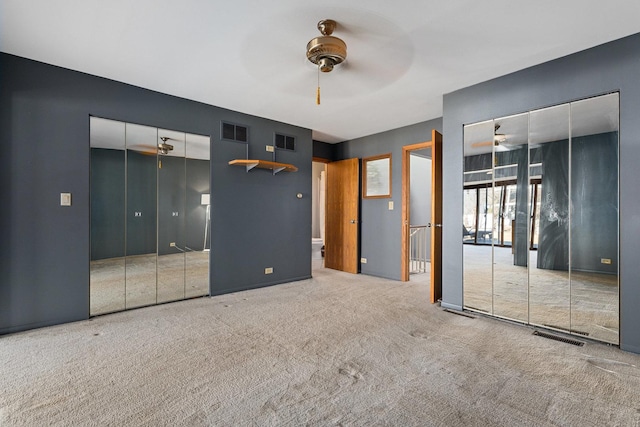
[316,65,321,105]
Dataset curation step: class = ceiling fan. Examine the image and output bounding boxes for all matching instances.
[470,124,508,148]
[158,137,174,155]
[129,136,175,156]
[306,19,347,105]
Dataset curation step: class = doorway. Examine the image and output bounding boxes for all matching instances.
[401,130,443,303]
[311,160,327,270]
[408,149,432,276]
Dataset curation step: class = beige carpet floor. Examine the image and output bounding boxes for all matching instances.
[90,252,209,315]
[463,244,619,344]
[2,266,640,426]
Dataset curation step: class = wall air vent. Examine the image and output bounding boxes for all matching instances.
[222,122,248,143]
[275,133,296,151]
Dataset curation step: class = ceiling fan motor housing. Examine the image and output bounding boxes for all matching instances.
[306,19,347,72]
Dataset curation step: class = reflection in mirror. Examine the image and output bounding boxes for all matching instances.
[463,120,494,314]
[570,93,619,344]
[90,117,126,315]
[157,130,186,304]
[462,93,619,345]
[528,104,571,332]
[125,123,159,309]
[90,117,211,315]
[492,113,528,322]
[185,133,211,298]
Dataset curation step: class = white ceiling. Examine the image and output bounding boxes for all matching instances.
[2,1,639,143]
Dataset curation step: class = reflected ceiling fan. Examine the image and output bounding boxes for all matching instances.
[158,137,174,155]
[471,124,508,148]
[130,136,174,155]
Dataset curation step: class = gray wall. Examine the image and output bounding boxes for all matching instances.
[338,119,442,280]
[410,153,432,226]
[0,53,312,334]
[90,148,126,260]
[410,153,432,260]
[186,158,211,251]
[313,140,337,161]
[442,33,640,353]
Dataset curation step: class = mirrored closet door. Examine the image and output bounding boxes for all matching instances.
[463,93,619,344]
[90,117,211,316]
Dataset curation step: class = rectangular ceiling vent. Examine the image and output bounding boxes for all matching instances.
[222,122,248,143]
[275,133,295,151]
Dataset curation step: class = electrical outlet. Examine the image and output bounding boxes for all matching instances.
[265,267,273,274]
[60,193,72,206]
[170,242,176,247]
[266,145,274,152]
[601,258,612,265]
[361,258,367,264]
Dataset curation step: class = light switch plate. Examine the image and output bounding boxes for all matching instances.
[60,192,72,206]
[361,258,367,264]
[388,201,394,210]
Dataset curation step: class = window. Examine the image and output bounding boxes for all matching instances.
[274,133,295,151]
[221,122,248,143]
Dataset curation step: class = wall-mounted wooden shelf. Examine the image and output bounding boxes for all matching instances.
[228,159,298,174]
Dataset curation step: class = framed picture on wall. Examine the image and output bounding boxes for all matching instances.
[363,153,392,198]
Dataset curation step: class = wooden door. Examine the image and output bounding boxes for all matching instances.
[325,158,359,273]
[430,130,443,303]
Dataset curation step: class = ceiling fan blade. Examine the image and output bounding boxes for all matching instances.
[129,144,158,155]
[471,140,495,148]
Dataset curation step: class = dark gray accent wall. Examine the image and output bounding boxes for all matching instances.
[312,140,337,161]
[442,33,640,353]
[127,151,158,256]
[537,140,570,271]
[338,119,442,280]
[157,156,186,256]
[90,148,125,260]
[571,132,618,274]
[186,158,210,251]
[90,150,211,259]
[0,53,312,334]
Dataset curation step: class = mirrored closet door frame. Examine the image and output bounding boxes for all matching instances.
[90,117,211,316]
[462,92,620,345]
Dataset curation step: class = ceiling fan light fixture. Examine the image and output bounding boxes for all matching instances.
[317,57,335,73]
[158,137,173,155]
